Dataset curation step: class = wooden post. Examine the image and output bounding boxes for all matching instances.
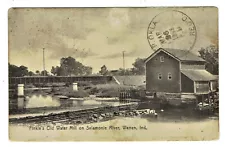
[17,97,25,109]
[207,93,210,114]
[17,84,25,110]
[154,92,157,99]
[195,95,198,106]
[202,95,204,107]
[212,92,215,112]
[72,83,78,91]
[17,84,24,96]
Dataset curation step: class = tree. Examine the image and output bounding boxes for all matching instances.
[18,65,29,76]
[82,66,92,75]
[109,68,133,76]
[198,45,218,75]
[40,70,48,76]
[28,71,35,76]
[35,70,40,75]
[132,58,146,75]
[9,63,29,77]
[99,65,109,75]
[51,66,57,76]
[102,57,146,76]
[51,56,92,76]
[9,63,19,77]
[60,57,76,76]
[51,66,62,76]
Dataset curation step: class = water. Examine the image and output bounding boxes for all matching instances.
[9,94,121,114]
[25,95,61,108]
[9,94,218,122]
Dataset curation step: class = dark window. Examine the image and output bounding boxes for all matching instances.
[168,73,172,80]
[158,73,162,80]
[160,56,164,62]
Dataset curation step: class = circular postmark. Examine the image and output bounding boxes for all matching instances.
[147,10,197,55]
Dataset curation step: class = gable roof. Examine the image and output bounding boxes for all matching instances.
[181,69,218,81]
[145,48,205,63]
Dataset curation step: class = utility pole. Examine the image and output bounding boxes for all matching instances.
[122,51,126,85]
[122,51,125,71]
[43,48,45,76]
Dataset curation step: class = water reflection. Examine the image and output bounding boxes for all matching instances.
[9,94,218,122]
[9,94,121,114]
[25,95,60,108]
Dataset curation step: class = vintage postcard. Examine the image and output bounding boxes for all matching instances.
[8,7,219,141]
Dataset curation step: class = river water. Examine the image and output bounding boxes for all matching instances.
[9,94,218,122]
[9,94,121,114]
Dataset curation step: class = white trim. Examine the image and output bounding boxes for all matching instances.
[210,81,216,91]
[194,81,196,94]
[112,76,120,85]
[168,72,172,80]
[160,56,164,62]
[145,48,180,63]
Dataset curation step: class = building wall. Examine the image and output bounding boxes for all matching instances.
[181,73,194,93]
[181,61,206,70]
[146,51,181,93]
[195,81,210,94]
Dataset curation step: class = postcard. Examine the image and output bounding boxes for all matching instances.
[8,7,219,141]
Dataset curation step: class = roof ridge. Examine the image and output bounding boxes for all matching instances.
[161,48,205,62]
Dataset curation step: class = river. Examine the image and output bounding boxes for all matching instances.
[9,94,218,122]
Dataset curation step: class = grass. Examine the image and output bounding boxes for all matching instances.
[38,83,145,98]
[52,86,89,98]
[85,84,134,97]
[10,83,146,98]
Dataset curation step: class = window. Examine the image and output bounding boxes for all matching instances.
[158,73,162,80]
[168,73,172,80]
[160,56,164,62]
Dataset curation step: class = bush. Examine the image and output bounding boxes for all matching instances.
[67,89,89,98]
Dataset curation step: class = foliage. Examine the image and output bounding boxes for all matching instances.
[198,45,218,75]
[131,58,146,75]
[51,66,60,76]
[99,65,109,75]
[88,84,134,97]
[52,87,89,98]
[100,58,146,76]
[28,71,35,76]
[9,64,29,77]
[35,70,40,75]
[51,56,92,76]
[109,68,134,76]
[40,70,49,76]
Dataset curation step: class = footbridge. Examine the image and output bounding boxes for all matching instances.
[9,75,114,85]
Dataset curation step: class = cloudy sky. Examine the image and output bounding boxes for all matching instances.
[8,7,218,73]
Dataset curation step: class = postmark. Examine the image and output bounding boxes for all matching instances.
[147,10,197,55]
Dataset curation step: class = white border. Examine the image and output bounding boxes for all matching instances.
[1,0,224,146]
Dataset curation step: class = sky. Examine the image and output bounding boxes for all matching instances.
[8,7,218,73]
